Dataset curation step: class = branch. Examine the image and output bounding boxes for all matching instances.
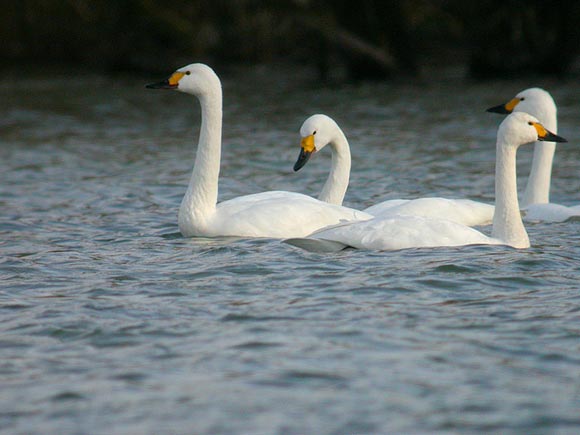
[297,16,396,72]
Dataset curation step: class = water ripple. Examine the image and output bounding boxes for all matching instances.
[1,71,580,434]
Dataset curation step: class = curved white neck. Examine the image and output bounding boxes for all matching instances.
[492,142,529,248]
[521,110,557,207]
[178,88,223,232]
[318,130,351,205]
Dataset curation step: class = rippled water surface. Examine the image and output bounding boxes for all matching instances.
[2,65,580,434]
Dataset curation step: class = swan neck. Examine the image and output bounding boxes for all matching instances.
[522,110,557,207]
[318,130,351,205]
[179,88,223,232]
[492,142,529,248]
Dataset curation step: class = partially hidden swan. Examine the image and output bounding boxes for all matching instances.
[146,63,371,238]
[285,112,567,252]
[293,114,494,226]
[487,87,580,222]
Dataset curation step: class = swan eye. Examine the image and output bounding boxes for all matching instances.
[313,131,317,135]
[520,97,525,101]
[528,121,533,126]
[185,71,191,75]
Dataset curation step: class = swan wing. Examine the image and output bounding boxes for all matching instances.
[212,191,372,238]
[365,197,494,226]
[363,199,410,215]
[303,214,500,251]
[523,203,580,223]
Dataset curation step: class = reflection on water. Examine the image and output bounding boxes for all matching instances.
[1,66,580,434]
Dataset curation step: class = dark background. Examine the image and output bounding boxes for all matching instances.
[3,0,580,81]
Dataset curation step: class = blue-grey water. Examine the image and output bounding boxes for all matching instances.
[2,65,580,434]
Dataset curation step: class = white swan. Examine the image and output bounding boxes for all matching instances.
[286,112,567,252]
[146,63,371,238]
[487,87,579,222]
[294,114,494,226]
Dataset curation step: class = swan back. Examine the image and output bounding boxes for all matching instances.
[305,215,500,251]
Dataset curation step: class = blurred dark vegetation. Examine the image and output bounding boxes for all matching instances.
[2,0,580,80]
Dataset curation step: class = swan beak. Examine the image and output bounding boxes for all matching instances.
[293,134,316,171]
[145,71,185,90]
[534,123,567,143]
[293,148,313,171]
[486,97,520,114]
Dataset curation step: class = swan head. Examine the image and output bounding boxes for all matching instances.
[146,63,221,97]
[294,114,340,171]
[498,112,566,148]
[486,88,556,122]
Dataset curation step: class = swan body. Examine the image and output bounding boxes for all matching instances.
[288,215,501,252]
[179,190,370,238]
[488,87,580,222]
[294,114,494,226]
[147,64,371,238]
[286,112,566,252]
[523,203,580,223]
[363,198,494,226]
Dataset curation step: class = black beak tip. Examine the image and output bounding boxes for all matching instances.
[293,150,313,172]
[486,104,510,114]
[555,135,568,143]
[541,131,568,143]
[145,80,174,90]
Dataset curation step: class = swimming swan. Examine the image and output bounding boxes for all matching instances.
[294,114,494,226]
[146,63,371,238]
[286,112,567,252]
[487,87,579,222]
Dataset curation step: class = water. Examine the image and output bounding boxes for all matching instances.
[2,65,580,434]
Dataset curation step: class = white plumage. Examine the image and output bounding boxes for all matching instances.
[147,64,371,238]
[488,87,580,222]
[286,112,566,252]
[294,114,494,226]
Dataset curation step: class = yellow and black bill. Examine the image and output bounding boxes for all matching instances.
[486,97,520,114]
[293,134,316,172]
[145,71,185,90]
[293,148,314,171]
[532,122,567,143]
